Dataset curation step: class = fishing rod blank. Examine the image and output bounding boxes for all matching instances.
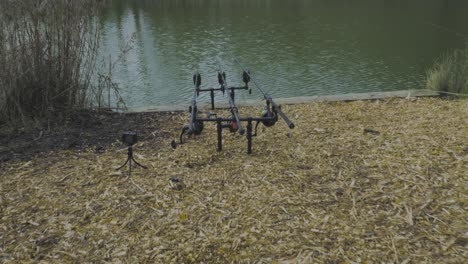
[234,59,295,129]
[217,71,245,135]
[189,72,203,135]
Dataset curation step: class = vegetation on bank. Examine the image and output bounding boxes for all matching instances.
[426,44,468,95]
[0,0,121,126]
[0,0,466,129]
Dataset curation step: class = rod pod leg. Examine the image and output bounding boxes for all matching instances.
[210,89,215,110]
[247,118,253,154]
[217,118,223,151]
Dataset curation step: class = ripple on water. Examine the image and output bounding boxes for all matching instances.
[99,0,468,108]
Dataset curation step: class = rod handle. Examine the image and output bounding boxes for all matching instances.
[234,112,245,135]
[275,106,295,129]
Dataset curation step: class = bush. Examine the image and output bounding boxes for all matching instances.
[0,0,103,125]
[426,45,468,95]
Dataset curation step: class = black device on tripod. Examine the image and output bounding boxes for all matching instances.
[116,131,147,176]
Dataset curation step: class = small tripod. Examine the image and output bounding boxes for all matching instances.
[116,146,147,177]
[117,132,147,177]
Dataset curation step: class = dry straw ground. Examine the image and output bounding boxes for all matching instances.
[1,98,467,263]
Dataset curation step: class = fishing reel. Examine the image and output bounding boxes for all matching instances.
[217,120,239,133]
[228,121,239,133]
[188,106,204,135]
[260,107,277,127]
[206,112,238,133]
[172,109,204,148]
[192,121,204,135]
[253,106,278,136]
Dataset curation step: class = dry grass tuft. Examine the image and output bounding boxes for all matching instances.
[0,98,467,263]
[426,45,468,95]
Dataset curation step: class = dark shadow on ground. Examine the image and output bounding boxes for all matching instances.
[0,110,179,163]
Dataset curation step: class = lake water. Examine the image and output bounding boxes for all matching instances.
[98,0,468,109]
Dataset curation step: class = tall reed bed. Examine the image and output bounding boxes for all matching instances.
[426,44,468,95]
[0,0,106,125]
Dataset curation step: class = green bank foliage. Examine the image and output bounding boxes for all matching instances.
[0,0,105,125]
[426,44,468,95]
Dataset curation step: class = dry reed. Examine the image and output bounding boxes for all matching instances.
[0,0,105,125]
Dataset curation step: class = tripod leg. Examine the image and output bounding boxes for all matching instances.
[132,156,148,169]
[116,156,130,170]
[117,146,147,177]
[217,118,222,151]
[128,158,132,178]
[247,119,253,154]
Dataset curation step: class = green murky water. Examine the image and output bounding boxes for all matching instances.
[99,0,468,109]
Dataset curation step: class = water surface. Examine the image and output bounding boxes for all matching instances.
[98,0,468,109]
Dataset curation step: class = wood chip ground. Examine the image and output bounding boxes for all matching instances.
[0,98,467,263]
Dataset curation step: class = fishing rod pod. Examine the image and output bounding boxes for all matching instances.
[175,59,295,154]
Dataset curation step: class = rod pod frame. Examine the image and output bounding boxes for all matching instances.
[174,62,295,154]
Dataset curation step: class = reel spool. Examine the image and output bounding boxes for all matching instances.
[188,105,204,135]
[252,107,277,137]
[260,108,277,127]
[229,121,238,133]
[193,121,204,135]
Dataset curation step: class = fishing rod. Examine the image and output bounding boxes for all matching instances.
[189,72,203,135]
[216,60,245,135]
[218,71,245,135]
[172,72,204,147]
[234,58,295,129]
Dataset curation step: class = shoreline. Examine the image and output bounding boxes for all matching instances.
[0,90,442,163]
[127,89,440,112]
